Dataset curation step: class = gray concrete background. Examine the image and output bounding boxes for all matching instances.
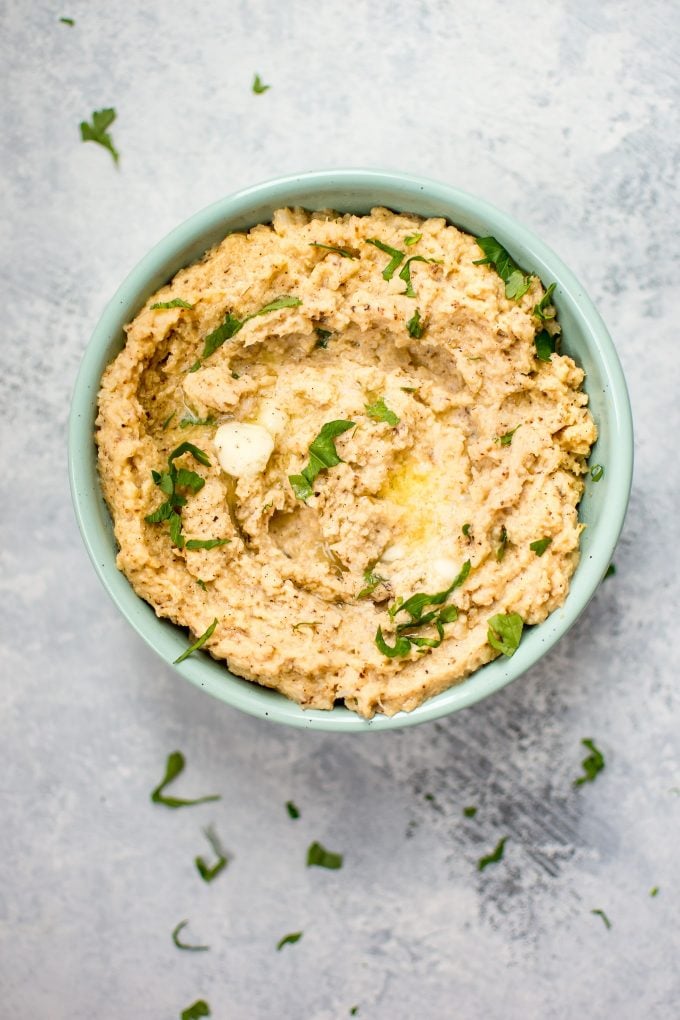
[2,1,679,1017]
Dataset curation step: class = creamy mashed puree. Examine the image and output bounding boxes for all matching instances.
[96,207,596,717]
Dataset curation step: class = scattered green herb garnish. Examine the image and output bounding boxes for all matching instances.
[406,308,424,338]
[424,793,435,802]
[196,579,207,591]
[478,836,508,871]
[231,370,241,379]
[315,327,332,348]
[307,841,343,869]
[289,419,355,500]
[357,567,387,600]
[591,909,611,930]
[151,298,194,310]
[200,296,302,363]
[530,537,552,557]
[462,523,471,537]
[150,751,220,808]
[473,236,532,300]
[404,233,422,246]
[276,931,303,950]
[286,801,300,819]
[349,1008,359,1016]
[195,825,228,882]
[401,386,418,393]
[59,16,75,25]
[463,806,478,818]
[145,442,211,548]
[534,329,555,361]
[376,561,470,658]
[650,886,659,897]
[174,618,218,665]
[181,1001,211,1020]
[399,254,442,298]
[80,108,119,164]
[180,412,216,429]
[161,412,176,431]
[172,920,209,952]
[366,238,405,280]
[533,282,556,322]
[604,563,616,579]
[496,525,508,562]
[487,612,523,657]
[574,738,605,787]
[498,426,520,446]
[185,538,229,551]
[189,360,202,373]
[365,397,400,426]
[590,463,604,482]
[310,242,357,259]
[252,73,270,93]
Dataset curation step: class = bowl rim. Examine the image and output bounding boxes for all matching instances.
[68,167,634,732]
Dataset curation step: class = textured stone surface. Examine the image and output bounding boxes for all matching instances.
[1,2,679,1017]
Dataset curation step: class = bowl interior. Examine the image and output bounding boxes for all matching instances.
[69,169,633,731]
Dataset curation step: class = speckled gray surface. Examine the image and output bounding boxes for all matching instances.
[1,1,679,1017]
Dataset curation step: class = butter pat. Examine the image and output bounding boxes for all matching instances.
[214,422,275,477]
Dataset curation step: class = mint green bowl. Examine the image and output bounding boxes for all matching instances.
[68,169,633,731]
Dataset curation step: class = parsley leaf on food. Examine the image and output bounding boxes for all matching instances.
[376,561,470,658]
[307,841,343,869]
[146,443,210,548]
[487,612,523,657]
[530,537,552,556]
[255,295,302,315]
[276,932,303,950]
[375,627,413,658]
[590,463,604,482]
[289,420,355,501]
[161,412,176,431]
[174,618,218,665]
[462,523,471,537]
[315,327,332,348]
[357,567,387,600]
[310,242,357,259]
[474,236,532,300]
[365,397,400,426]
[591,909,612,930]
[533,282,556,322]
[151,751,220,809]
[496,525,508,562]
[534,329,555,361]
[286,800,300,819]
[398,255,442,298]
[185,538,230,551]
[498,426,520,446]
[181,1001,211,1020]
[151,298,194,310]
[200,297,301,363]
[172,920,209,952]
[180,411,216,429]
[79,108,119,164]
[195,825,228,882]
[366,238,406,280]
[407,308,424,338]
[252,73,270,93]
[478,836,508,871]
[404,233,422,246]
[574,738,605,787]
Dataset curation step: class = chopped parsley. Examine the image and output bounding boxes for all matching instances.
[590,463,604,482]
[286,800,300,819]
[195,825,228,882]
[487,612,523,657]
[498,426,520,446]
[289,419,355,500]
[604,563,616,579]
[591,909,612,930]
[196,579,207,591]
[530,537,552,556]
[365,396,400,426]
[398,255,442,298]
[150,751,220,808]
[79,108,119,164]
[533,282,556,322]
[477,836,507,871]
[200,296,302,363]
[59,16,75,25]
[650,886,659,897]
[404,233,422,246]
[534,329,555,361]
[310,242,357,259]
[174,618,219,665]
[574,738,605,787]
[315,327,332,348]
[307,841,343,869]
[161,411,176,431]
[180,412,216,429]
[462,523,471,537]
[473,236,532,300]
[276,932,303,950]
[365,237,405,280]
[231,370,241,379]
[407,308,424,338]
[357,567,387,600]
[376,561,470,658]
[496,525,508,562]
[181,1001,211,1020]
[252,73,270,93]
[185,538,229,551]
[189,359,202,373]
[172,920,209,952]
[145,442,211,548]
[151,298,194,310]
[463,805,478,818]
